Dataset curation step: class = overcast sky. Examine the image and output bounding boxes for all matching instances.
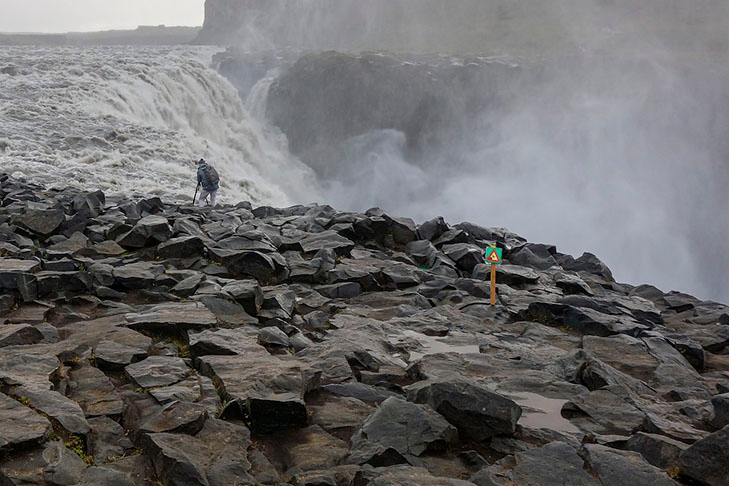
[0,0,205,33]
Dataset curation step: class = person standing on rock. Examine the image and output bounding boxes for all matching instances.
[196,157,220,207]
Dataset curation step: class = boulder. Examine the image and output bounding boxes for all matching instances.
[579,444,677,485]
[125,356,191,389]
[0,393,52,455]
[624,432,688,470]
[471,441,599,486]
[679,425,729,486]
[16,207,65,238]
[406,380,522,440]
[710,393,729,429]
[348,396,459,466]
[198,353,320,432]
[157,235,204,259]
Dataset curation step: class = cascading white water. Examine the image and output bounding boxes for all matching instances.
[0,46,320,207]
[245,67,280,120]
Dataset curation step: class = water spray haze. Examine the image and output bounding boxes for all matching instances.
[223,0,729,302]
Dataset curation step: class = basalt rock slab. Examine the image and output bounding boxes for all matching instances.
[624,431,688,470]
[142,418,254,486]
[406,380,522,441]
[41,440,89,485]
[16,207,65,239]
[0,347,60,389]
[125,356,191,389]
[471,441,599,486]
[347,396,459,466]
[0,323,45,347]
[220,279,263,315]
[93,340,149,372]
[148,375,221,416]
[208,248,289,283]
[79,466,135,486]
[157,235,204,259]
[356,465,475,486]
[138,401,209,436]
[67,365,124,418]
[87,416,135,465]
[112,261,166,290]
[11,385,91,437]
[189,327,266,357]
[0,393,52,455]
[258,424,350,477]
[579,444,678,485]
[0,258,41,293]
[710,393,729,429]
[198,353,320,433]
[125,301,217,335]
[116,215,172,248]
[679,426,729,486]
[562,389,646,435]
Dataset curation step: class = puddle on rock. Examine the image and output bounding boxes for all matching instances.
[389,330,480,361]
[506,392,581,434]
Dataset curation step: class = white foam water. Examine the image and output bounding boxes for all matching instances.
[0,45,321,207]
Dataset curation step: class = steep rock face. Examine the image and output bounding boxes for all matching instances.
[196,0,729,56]
[265,52,518,176]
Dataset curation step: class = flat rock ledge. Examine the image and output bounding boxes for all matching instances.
[1,173,728,485]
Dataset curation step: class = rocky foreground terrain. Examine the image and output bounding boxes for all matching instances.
[0,172,728,485]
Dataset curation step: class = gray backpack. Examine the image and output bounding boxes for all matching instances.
[202,164,220,186]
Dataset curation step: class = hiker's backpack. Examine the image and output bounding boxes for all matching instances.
[202,164,220,187]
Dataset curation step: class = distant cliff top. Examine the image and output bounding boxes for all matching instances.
[194,0,729,58]
[0,26,200,47]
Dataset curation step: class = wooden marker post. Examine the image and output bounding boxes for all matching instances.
[484,245,503,306]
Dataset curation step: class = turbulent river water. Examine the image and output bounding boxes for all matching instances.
[0,46,320,207]
[1,45,727,304]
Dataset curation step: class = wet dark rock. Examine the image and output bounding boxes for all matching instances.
[79,466,135,486]
[579,444,678,485]
[348,396,459,466]
[624,431,688,470]
[125,301,217,334]
[112,261,166,290]
[11,385,90,436]
[472,441,599,486]
[157,235,204,259]
[143,418,254,486]
[679,425,729,486]
[0,393,52,455]
[209,248,288,283]
[710,393,729,429]
[16,207,66,239]
[0,323,45,347]
[138,401,209,436]
[199,353,320,432]
[87,416,135,465]
[357,464,475,485]
[298,230,355,256]
[94,340,149,372]
[406,380,522,440]
[125,356,191,389]
[41,440,89,485]
[476,263,540,287]
[67,365,125,418]
[189,327,266,357]
[0,174,727,485]
[559,252,614,281]
[116,215,172,248]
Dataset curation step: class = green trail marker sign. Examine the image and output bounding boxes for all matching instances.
[485,246,502,306]
[485,247,503,265]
